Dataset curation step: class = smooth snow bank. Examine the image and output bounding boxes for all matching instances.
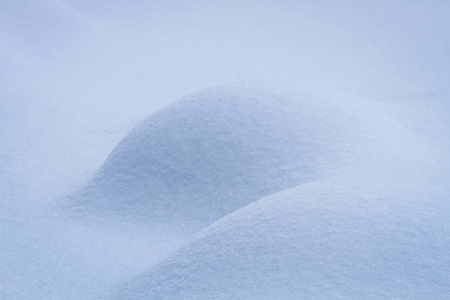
[70,83,432,230]
[112,84,447,299]
[116,174,450,299]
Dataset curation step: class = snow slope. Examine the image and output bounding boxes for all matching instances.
[70,84,433,231]
[112,85,448,299]
[116,175,450,299]
[1,1,449,299]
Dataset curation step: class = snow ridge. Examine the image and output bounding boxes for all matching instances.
[70,84,431,229]
[108,84,448,299]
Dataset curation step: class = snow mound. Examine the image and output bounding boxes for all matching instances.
[116,174,450,299]
[111,85,446,299]
[70,83,432,229]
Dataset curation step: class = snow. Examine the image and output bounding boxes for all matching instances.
[116,179,450,299]
[114,86,449,299]
[1,1,450,299]
[68,84,433,231]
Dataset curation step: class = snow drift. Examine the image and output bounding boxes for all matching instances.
[109,84,448,299]
[70,83,432,231]
[2,1,449,299]
[116,175,450,299]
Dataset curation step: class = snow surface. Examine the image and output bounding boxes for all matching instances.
[69,84,434,231]
[112,85,449,299]
[1,1,450,299]
[117,177,450,299]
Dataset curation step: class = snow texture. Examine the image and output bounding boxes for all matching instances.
[70,84,433,231]
[2,1,450,299]
[117,177,450,299]
[91,84,448,299]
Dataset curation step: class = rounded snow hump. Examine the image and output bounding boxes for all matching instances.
[68,83,433,231]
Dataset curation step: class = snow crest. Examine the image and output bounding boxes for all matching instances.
[70,84,431,230]
[107,84,447,299]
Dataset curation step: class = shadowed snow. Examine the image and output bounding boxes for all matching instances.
[70,84,432,231]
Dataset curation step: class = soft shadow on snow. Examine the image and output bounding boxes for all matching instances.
[116,175,450,299]
[2,83,449,299]
[1,1,450,299]
[67,83,434,229]
[110,84,449,299]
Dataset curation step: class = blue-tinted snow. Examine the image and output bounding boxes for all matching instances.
[117,178,450,299]
[114,85,449,299]
[1,1,449,299]
[71,84,433,230]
